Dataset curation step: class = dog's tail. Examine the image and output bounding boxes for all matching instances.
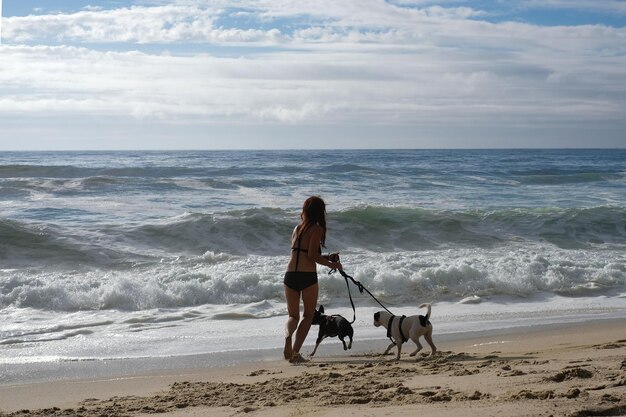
[419,303,432,320]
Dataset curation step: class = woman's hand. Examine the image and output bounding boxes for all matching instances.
[324,253,342,271]
[326,252,340,262]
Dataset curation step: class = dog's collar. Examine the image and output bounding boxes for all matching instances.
[387,315,408,344]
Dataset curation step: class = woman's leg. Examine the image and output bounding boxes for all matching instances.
[284,285,300,359]
[292,283,319,355]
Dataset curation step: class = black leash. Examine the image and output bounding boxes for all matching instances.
[330,266,401,345]
[335,269,394,324]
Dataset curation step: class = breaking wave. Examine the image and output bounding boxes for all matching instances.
[2,205,624,268]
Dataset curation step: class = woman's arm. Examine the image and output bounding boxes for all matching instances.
[307,225,342,270]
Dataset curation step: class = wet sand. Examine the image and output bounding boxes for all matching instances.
[1,319,625,417]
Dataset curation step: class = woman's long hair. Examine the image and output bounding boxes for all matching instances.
[299,196,327,247]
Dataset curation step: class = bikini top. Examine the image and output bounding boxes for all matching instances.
[291,225,321,271]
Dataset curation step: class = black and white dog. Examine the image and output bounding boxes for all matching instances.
[373,303,437,360]
[310,305,354,357]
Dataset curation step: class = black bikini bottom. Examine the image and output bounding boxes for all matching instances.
[283,271,318,291]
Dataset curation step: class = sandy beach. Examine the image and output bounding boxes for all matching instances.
[1,319,624,417]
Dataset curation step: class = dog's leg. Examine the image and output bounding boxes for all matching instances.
[347,328,354,350]
[425,328,437,356]
[408,326,423,357]
[394,343,402,361]
[340,337,348,351]
[382,341,395,356]
[409,337,423,357]
[310,335,326,357]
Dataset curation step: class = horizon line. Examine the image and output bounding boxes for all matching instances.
[1,147,625,152]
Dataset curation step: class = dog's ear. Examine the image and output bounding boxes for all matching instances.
[374,312,380,322]
[319,305,324,313]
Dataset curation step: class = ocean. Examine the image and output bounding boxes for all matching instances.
[1,149,625,383]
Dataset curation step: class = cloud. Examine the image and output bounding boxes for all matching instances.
[0,1,625,134]
[1,2,491,45]
[3,5,228,44]
[3,1,625,55]
[520,0,626,15]
[1,34,624,128]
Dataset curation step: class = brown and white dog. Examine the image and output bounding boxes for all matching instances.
[373,303,437,360]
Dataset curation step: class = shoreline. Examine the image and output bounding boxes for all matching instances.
[1,318,625,415]
[2,312,625,387]
[3,296,625,387]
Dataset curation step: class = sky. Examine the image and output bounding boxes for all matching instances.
[0,0,625,150]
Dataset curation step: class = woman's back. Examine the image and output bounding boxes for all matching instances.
[286,224,321,273]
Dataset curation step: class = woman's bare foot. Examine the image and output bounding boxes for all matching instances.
[283,336,293,360]
[289,352,309,364]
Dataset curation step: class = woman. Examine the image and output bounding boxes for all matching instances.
[283,196,342,363]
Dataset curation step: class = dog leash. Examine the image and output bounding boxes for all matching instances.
[336,269,394,324]
[332,267,404,347]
